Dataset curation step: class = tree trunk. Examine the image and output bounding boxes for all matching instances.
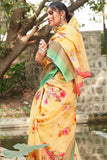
[25,44,42,90]
[103,0,107,54]
[0,39,27,80]
[105,28,107,54]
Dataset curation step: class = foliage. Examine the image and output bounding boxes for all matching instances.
[1,61,25,95]
[23,106,30,116]
[0,0,37,41]
[0,41,12,56]
[88,0,107,55]
[101,33,106,55]
[2,143,49,159]
[0,0,36,18]
[0,108,1,116]
[88,0,105,13]
[0,0,16,37]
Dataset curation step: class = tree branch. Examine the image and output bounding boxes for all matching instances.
[18,17,36,36]
[27,24,51,44]
[21,24,39,42]
[68,0,90,13]
[35,0,48,18]
[18,1,48,37]
[36,13,47,25]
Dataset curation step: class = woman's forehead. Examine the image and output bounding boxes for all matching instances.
[47,7,52,13]
[47,7,59,13]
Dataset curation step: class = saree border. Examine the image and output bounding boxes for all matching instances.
[47,48,73,82]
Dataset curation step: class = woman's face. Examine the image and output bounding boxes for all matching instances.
[47,7,61,27]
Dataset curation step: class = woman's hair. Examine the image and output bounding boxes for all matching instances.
[47,1,72,23]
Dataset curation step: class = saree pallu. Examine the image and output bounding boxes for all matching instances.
[27,16,91,160]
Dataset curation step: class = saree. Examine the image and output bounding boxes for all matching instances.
[26,16,91,160]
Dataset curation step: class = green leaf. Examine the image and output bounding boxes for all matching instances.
[23,106,28,111]
[7,108,13,111]
[0,109,2,116]
[2,143,49,158]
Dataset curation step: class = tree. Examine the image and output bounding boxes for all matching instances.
[0,0,90,81]
[88,0,107,53]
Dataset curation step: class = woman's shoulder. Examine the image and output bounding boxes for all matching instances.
[66,16,80,33]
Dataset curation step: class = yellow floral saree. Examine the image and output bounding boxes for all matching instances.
[26,16,91,160]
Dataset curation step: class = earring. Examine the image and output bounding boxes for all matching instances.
[60,16,63,26]
[51,26,55,33]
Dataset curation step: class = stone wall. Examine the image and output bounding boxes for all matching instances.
[76,31,107,122]
[76,124,107,160]
[25,31,107,122]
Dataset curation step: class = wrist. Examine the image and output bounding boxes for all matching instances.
[35,59,44,66]
[35,53,46,66]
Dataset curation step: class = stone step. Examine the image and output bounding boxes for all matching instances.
[1,118,30,129]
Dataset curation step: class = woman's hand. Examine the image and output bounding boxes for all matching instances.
[35,39,48,66]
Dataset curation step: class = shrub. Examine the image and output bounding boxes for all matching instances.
[1,61,25,96]
[101,33,106,55]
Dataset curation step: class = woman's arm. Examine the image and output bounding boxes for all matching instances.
[35,39,47,66]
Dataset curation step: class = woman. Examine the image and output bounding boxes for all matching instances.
[27,1,91,160]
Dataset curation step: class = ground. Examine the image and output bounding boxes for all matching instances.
[1,88,36,119]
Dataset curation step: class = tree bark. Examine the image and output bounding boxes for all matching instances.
[6,8,25,42]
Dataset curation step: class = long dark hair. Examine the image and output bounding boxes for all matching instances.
[48,1,72,23]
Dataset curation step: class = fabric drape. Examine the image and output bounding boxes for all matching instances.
[26,16,91,160]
